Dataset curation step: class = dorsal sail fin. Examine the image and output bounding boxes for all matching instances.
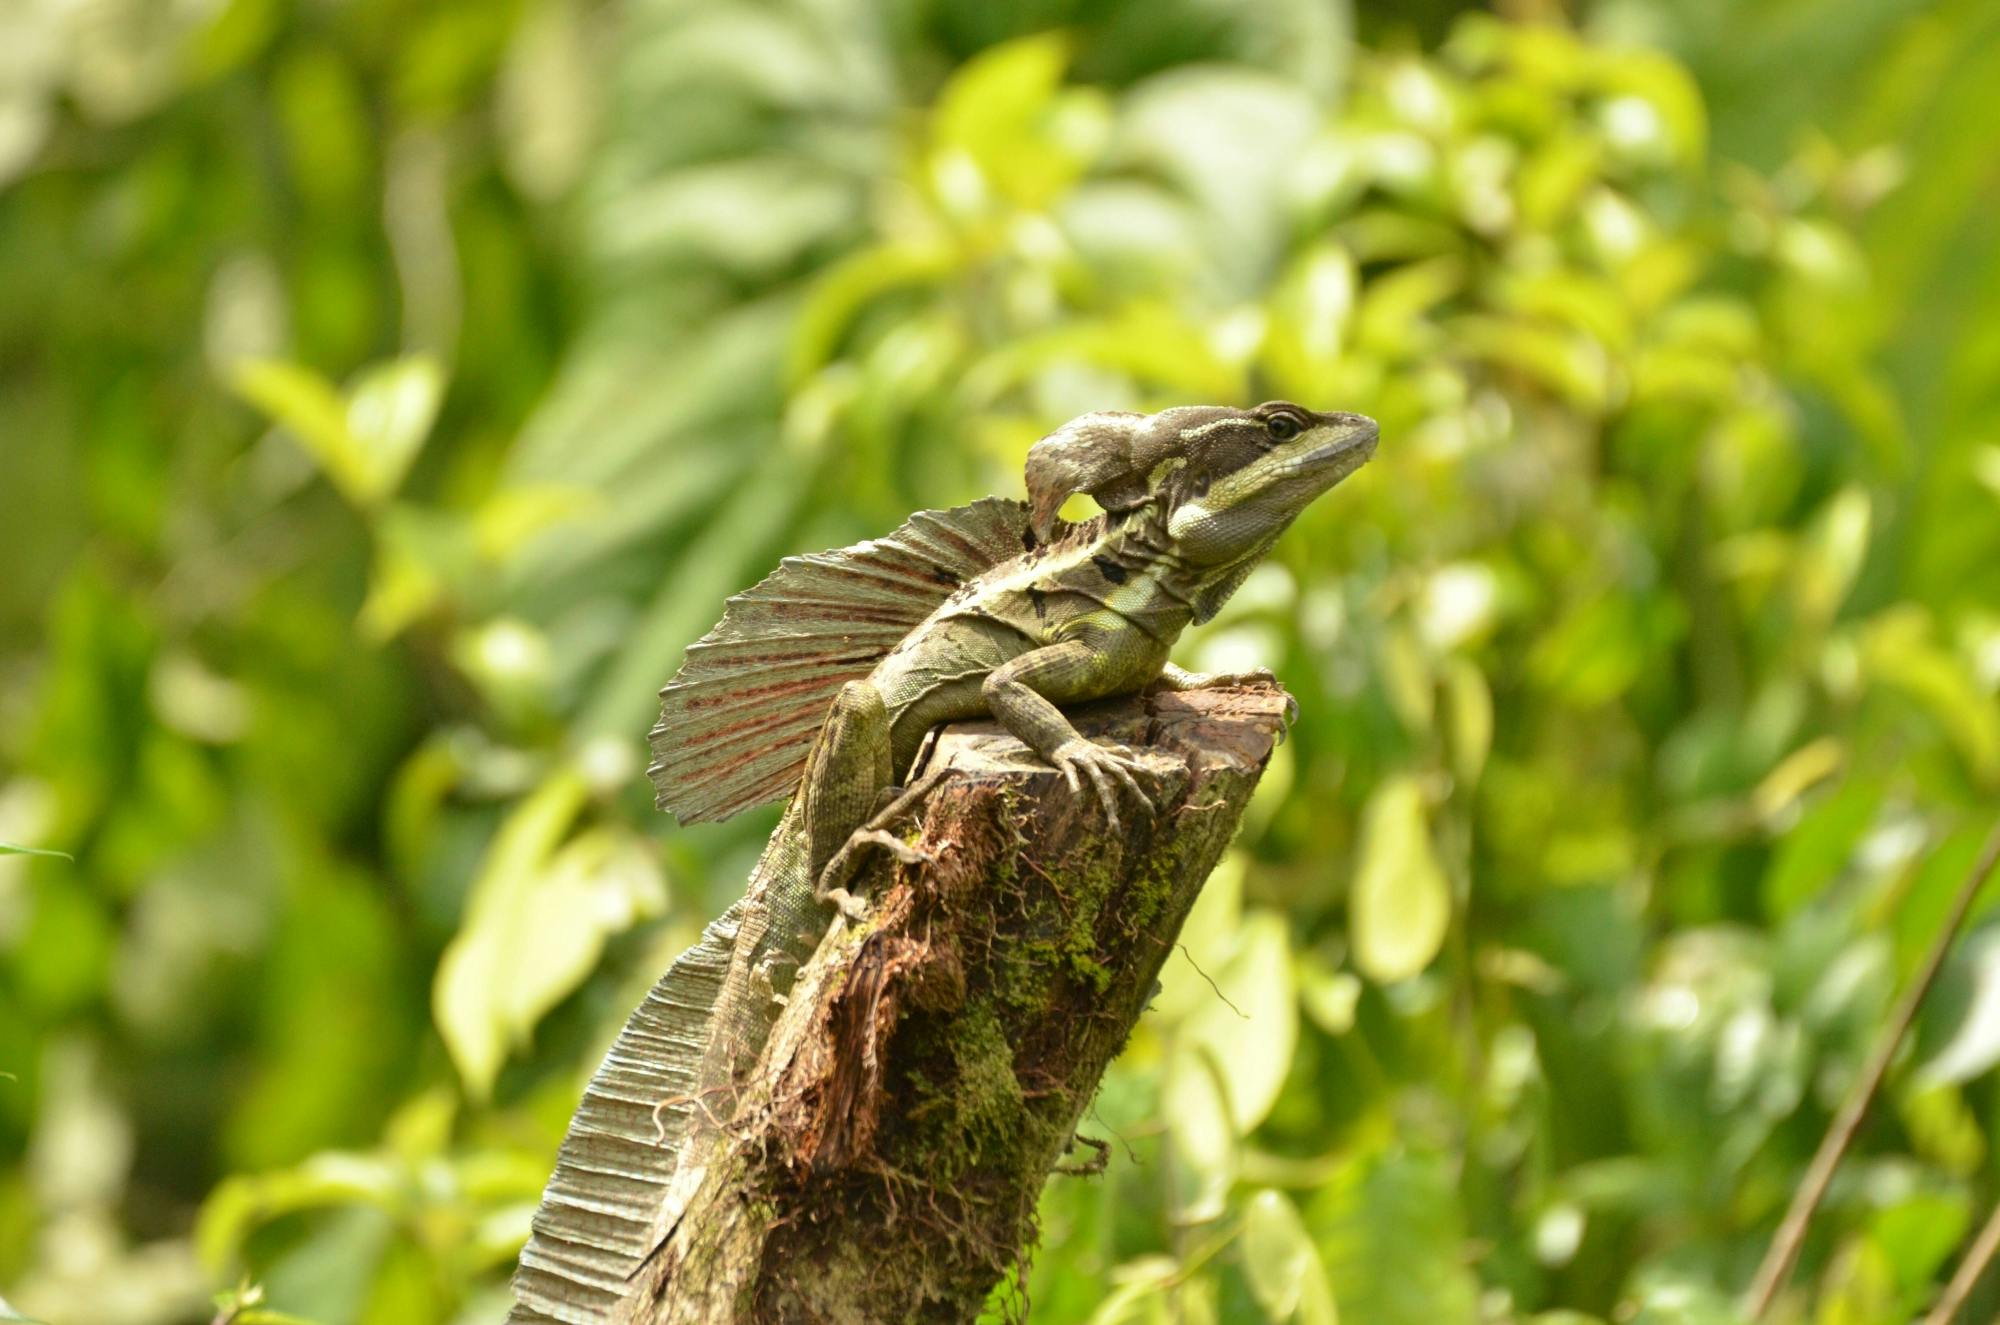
[648,497,1033,824]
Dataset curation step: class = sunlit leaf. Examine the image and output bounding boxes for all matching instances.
[929,32,1100,210]
[1918,927,2000,1086]
[1298,954,1361,1036]
[1751,736,1844,824]
[0,841,69,860]
[497,0,598,201]
[228,358,357,489]
[1163,1048,1236,1223]
[343,355,445,502]
[197,1152,402,1271]
[1859,607,2000,786]
[1241,1189,1322,1320]
[1350,776,1451,984]
[436,808,666,1097]
[1085,1257,1180,1325]
[1441,656,1493,788]
[1181,910,1297,1131]
[1792,487,1871,629]
[432,769,665,1097]
[229,355,444,508]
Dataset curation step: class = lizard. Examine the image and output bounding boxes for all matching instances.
[507,400,1379,1324]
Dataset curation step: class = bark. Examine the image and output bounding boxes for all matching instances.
[630,684,1290,1324]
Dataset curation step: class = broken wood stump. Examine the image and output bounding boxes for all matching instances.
[632,683,1290,1324]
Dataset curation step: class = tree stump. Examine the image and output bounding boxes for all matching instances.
[631,683,1290,1324]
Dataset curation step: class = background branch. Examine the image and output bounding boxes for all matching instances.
[1745,821,2000,1319]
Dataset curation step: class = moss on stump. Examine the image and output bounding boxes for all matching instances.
[629,684,1290,1325]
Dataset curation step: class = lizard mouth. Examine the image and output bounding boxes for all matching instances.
[1301,413,1379,469]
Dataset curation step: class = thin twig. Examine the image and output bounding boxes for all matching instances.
[1744,820,2000,1319]
[1925,1199,2000,1325]
[1176,942,1246,1018]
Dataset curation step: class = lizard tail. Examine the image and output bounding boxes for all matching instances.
[506,897,747,1324]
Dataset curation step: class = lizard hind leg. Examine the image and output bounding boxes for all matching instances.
[801,680,897,886]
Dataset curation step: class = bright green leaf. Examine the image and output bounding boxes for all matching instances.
[1241,1188,1318,1320]
[1350,776,1451,984]
[1163,1047,1236,1223]
[0,1295,49,1324]
[1792,487,1870,629]
[1442,656,1493,788]
[230,355,444,507]
[343,355,445,503]
[433,773,666,1098]
[1181,910,1297,1132]
[0,841,70,860]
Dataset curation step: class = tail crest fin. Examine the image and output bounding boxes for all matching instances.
[647,497,1031,824]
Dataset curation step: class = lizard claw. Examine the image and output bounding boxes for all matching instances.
[1275,690,1299,742]
[1052,740,1154,831]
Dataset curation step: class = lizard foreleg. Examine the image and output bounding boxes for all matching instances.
[982,640,1156,831]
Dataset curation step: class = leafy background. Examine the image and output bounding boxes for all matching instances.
[4,0,2000,1322]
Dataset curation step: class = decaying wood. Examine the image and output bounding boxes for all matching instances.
[627,683,1288,1324]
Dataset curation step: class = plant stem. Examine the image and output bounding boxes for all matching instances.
[1744,820,2000,1320]
[1925,1199,2000,1325]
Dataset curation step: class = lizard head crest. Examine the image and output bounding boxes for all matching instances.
[1023,402,1376,551]
[1154,402,1379,566]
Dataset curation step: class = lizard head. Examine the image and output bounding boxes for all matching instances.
[1160,401,1379,566]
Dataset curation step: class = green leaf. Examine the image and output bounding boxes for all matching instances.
[1441,657,1493,788]
[1298,954,1361,1036]
[1085,1257,1180,1325]
[496,0,598,201]
[1868,1192,1969,1295]
[1241,1189,1322,1321]
[229,355,444,507]
[0,1295,49,1324]
[930,32,1094,209]
[1762,777,1882,917]
[342,355,445,503]
[1163,1047,1236,1224]
[1792,487,1871,629]
[433,774,666,1097]
[1314,1147,1479,1325]
[228,358,356,485]
[197,1152,403,1270]
[1181,910,1297,1131]
[1859,607,2000,786]
[0,841,70,860]
[1349,776,1451,984]
[1917,927,2000,1086]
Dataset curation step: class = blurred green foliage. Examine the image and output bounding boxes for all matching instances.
[4,1,2000,1323]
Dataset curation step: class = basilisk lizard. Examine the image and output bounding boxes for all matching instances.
[508,401,1378,1323]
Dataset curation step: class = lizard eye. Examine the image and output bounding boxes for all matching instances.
[1265,414,1300,442]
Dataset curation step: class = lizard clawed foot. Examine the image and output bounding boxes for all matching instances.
[1051,739,1153,832]
[815,828,933,916]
